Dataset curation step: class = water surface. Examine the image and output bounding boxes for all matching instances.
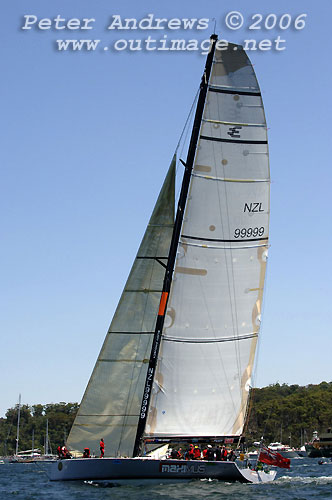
[1,458,332,500]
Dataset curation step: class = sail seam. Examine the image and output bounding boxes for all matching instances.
[203,118,265,127]
[163,333,258,344]
[182,241,268,250]
[191,173,269,183]
[182,234,268,243]
[200,135,267,145]
[209,87,261,96]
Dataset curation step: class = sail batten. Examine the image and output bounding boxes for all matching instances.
[201,136,267,145]
[163,333,258,343]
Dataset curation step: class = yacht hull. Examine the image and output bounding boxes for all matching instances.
[48,458,276,484]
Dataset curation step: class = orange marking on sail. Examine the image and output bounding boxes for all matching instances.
[158,292,168,316]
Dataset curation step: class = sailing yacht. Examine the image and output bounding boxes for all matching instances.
[49,34,276,483]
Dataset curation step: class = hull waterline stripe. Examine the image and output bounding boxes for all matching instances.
[200,135,267,145]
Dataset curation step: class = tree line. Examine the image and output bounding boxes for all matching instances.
[247,381,332,447]
[0,402,78,456]
[1,382,332,455]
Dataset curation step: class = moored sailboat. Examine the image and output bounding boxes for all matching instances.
[49,34,277,483]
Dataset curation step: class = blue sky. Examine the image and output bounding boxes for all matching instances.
[1,0,330,417]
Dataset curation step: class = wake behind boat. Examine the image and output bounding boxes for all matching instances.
[49,34,277,484]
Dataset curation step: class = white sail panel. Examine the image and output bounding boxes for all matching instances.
[147,337,256,437]
[67,158,175,457]
[146,43,269,438]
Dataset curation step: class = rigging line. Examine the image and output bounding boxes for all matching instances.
[182,115,238,419]
[218,74,266,403]
[175,88,200,154]
[211,86,243,402]
[186,252,239,417]
[176,60,239,417]
[175,93,198,204]
[191,66,240,418]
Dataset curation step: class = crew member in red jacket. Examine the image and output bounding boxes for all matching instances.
[100,438,105,458]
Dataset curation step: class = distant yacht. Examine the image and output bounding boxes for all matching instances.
[268,442,299,458]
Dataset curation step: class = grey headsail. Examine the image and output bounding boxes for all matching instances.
[67,156,175,457]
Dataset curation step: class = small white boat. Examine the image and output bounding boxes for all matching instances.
[268,442,299,459]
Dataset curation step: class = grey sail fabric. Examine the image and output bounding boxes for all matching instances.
[67,157,175,457]
[145,44,269,439]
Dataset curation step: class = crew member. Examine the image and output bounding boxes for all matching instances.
[100,438,105,458]
[215,446,222,461]
[193,445,201,460]
[206,444,215,461]
[61,445,71,459]
[188,444,194,460]
[221,446,228,461]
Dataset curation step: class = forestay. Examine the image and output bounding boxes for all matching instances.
[145,43,269,439]
[67,158,175,457]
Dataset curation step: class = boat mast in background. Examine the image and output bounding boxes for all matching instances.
[15,394,21,456]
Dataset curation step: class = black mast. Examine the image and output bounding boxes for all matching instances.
[133,34,218,457]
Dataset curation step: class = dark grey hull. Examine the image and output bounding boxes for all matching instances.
[306,445,332,458]
[48,458,276,484]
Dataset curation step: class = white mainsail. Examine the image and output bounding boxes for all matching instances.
[145,43,269,439]
[67,158,175,457]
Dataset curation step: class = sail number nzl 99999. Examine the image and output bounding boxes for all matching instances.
[234,227,264,238]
